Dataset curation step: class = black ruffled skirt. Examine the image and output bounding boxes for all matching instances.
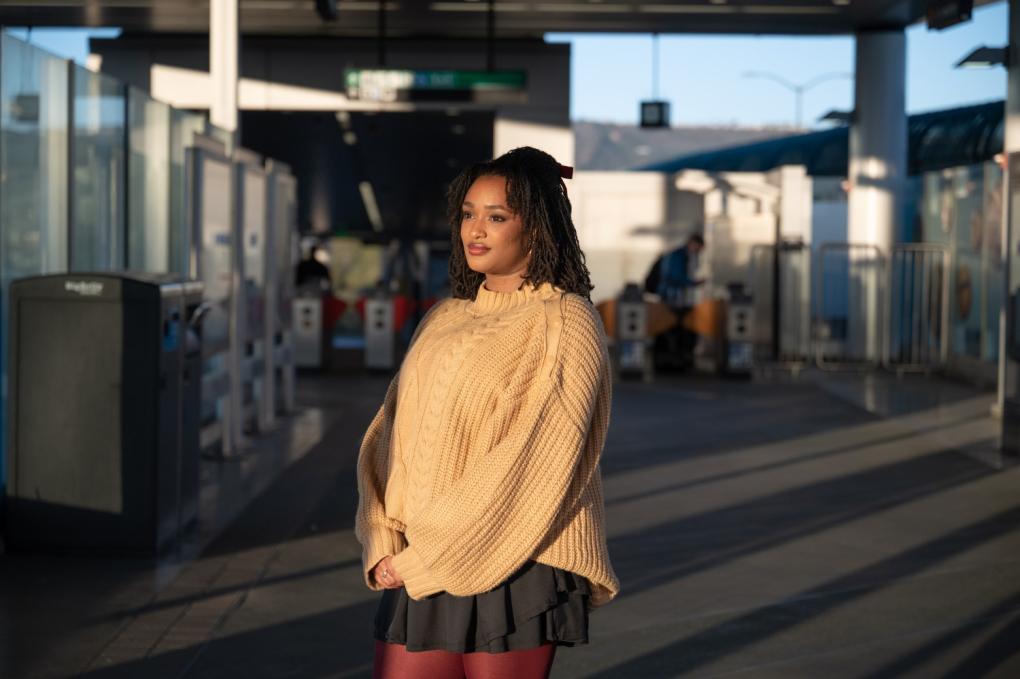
[372,560,591,653]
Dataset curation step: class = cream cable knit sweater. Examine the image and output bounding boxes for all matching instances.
[354,279,619,608]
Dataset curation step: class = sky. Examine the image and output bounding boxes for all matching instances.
[547,1,1008,127]
[8,1,1010,130]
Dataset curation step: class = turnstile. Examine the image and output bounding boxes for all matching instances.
[365,291,396,370]
[615,283,652,381]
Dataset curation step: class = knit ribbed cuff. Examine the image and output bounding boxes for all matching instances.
[391,544,444,600]
[361,526,407,591]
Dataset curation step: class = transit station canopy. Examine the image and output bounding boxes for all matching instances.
[0,0,1001,37]
[640,100,1005,176]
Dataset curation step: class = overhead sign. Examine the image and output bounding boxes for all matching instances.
[344,69,527,104]
[640,100,671,129]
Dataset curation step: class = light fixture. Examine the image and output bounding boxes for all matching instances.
[954,46,1008,69]
[818,109,854,124]
[638,4,736,12]
[359,181,384,232]
[430,2,529,10]
[928,0,973,30]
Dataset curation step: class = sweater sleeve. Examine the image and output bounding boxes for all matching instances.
[353,299,448,592]
[353,372,406,591]
[390,296,612,599]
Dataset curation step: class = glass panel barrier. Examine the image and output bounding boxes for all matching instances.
[916,161,1003,371]
[983,162,1004,363]
[127,87,171,272]
[70,63,124,271]
[170,109,206,277]
[0,34,69,490]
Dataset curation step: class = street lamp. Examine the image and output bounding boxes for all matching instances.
[742,70,853,129]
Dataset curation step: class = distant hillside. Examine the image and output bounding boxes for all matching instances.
[574,120,805,171]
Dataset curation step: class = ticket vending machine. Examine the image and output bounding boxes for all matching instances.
[5,273,204,554]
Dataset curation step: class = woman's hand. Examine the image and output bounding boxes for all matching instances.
[372,555,404,589]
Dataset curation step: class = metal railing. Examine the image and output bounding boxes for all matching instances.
[814,243,886,371]
[885,244,950,373]
[748,241,812,366]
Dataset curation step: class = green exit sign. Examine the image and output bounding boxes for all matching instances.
[345,69,527,104]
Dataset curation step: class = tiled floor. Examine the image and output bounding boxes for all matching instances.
[3,369,1019,678]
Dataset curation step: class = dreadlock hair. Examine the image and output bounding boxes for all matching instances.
[446,146,594,302]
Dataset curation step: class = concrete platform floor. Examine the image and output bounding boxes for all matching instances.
[2,369,1019,678]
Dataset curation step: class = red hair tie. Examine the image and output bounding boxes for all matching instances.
[559,164,574,179]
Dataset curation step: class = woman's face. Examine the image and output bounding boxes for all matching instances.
[460,175,531,282]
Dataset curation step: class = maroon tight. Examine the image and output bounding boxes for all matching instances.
[372,640,557,679]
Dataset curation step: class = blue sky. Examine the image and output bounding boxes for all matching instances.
[10,1,1009,129]
[553,2,1008,127]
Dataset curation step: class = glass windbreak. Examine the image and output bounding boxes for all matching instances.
[127,87,171,273]
[0,35,68,280]
[0,34,70,489]
[1009,154,1020,367]
[198,153,233,355]
[982,162,1004,363]
[170,109,206,277]
[71,63,124,271]
[243,166,267,341]
[950,165,984,360]
[917,161,1004,367]
[273,172,297,329]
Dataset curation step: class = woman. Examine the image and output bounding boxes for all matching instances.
[355,146,619,679]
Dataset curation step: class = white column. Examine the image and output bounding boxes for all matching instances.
[211,0,241,453]
[848,29,907,253]
[210,0,239,139]
[777,166,813,359]
[847,29,907,362]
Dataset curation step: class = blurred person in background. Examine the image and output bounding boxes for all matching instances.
[644,234,705,371]
[296,243,332,293]
[644,233,705,305]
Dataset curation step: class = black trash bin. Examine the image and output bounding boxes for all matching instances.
[4,272,205,555]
